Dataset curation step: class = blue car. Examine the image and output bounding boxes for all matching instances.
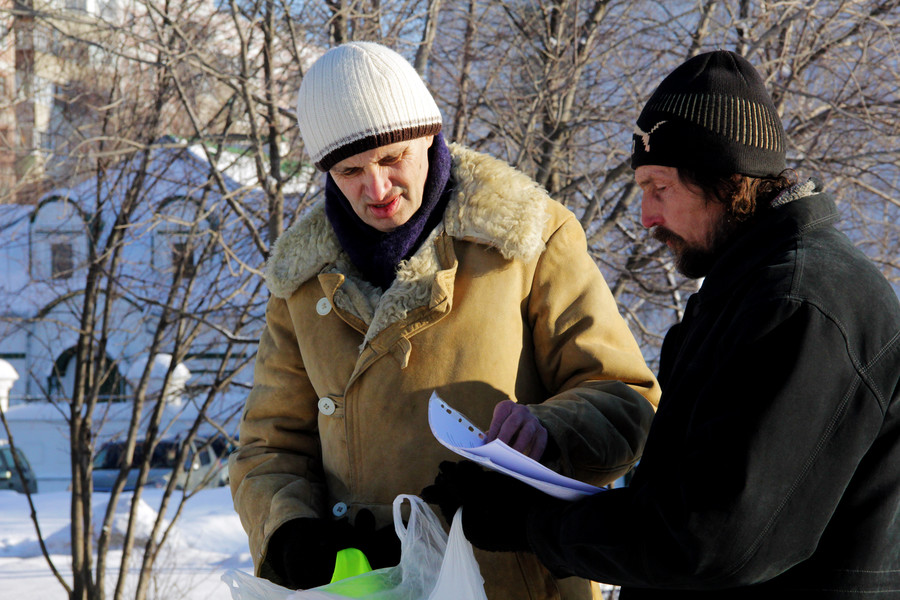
[0,440,39,494]
[92,436,229,492]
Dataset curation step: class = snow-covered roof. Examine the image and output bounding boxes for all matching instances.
[0,138,278,404]
[0,140,292,315]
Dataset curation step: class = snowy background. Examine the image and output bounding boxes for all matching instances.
[0,453,253,599]
[0,485,252,599]
[0,431,620,600]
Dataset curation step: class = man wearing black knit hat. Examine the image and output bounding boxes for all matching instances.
[424,50,900,598]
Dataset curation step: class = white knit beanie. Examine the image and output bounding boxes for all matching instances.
[297,41,443,172]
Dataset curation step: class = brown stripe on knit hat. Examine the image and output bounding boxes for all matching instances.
[316,121,443,172]
[631,50,786,178]
[641,92,783,152]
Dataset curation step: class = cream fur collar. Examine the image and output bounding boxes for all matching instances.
[265,143,551,300]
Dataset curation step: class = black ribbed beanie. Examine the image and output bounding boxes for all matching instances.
[631,50,786,178]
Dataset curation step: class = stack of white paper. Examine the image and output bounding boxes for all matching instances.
[427,392,603,500]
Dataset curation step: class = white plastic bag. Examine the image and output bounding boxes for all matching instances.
[222,494,487,600]
[427,506,486,600]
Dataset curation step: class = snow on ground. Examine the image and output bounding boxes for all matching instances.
[0,488,621,600]
[0,485,253,599]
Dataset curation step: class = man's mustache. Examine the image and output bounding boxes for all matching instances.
[652,227,684,247]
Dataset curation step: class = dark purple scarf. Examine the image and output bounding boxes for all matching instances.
[325,132,453,290]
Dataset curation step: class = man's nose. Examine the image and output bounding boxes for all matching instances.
[363,169,391,202]
[641,196,663,229]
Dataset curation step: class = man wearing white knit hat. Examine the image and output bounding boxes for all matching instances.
[230,41,660,600]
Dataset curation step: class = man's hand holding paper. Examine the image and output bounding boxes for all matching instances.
[486,399,549,461]
[426,392,603,500]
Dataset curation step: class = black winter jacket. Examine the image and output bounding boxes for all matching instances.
[528,185,900,598]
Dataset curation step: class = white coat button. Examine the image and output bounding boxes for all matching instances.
[317,397,336,416]
[316,297,332,316]
[332,502,348,517]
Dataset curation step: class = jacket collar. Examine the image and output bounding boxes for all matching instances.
[698,179,837,302]
[265,143,551,299]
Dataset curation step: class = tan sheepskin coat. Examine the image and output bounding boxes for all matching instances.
[230,144,661,600]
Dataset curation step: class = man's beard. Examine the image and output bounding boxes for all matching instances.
[653,214,740,279]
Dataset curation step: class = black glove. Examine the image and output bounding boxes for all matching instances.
[352,508,401,569]
[421,460,562,553]
[266,517,357,590]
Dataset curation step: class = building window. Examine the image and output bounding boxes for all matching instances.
[32,197,87,281]
[171,241,195,279]
[156,196,212,282]
[51,242,73,279]
[49,348,128,402]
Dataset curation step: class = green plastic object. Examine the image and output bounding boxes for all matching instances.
[330,547,373,583]
[321,548,394,597]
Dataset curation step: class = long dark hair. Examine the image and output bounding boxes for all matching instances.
[677,168,799,222]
